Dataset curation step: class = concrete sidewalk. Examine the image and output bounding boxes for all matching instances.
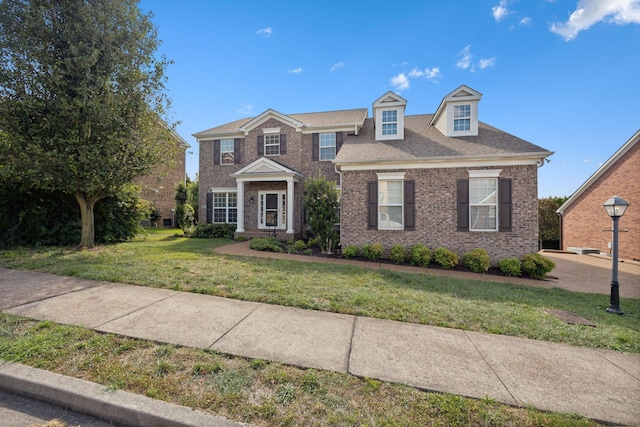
[1,267,639,426]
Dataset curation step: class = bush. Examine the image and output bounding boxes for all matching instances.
[186,223,236,239]
[342,245,359,259]
[433,247,459,270]
[521,253,556,279]
[498,258,522,277]
[361,243,384,262]
[389,244,407,264]
[249,237,284,252]
[410,244,431,267]
[294,240,307,251]
[462,248,490,273]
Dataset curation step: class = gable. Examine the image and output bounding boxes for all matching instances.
[231,157,302,182]
[238,109,304,134]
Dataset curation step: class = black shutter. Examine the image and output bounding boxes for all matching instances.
[234,138,241,164]
[368,181,378,229]
[499,178,512,232]
[206,192,213,224]
[336,132,343,154]
[457,179,469,232]
[312,133,319,161]
[280,134,287,154]
[404,180,415,231]
[257,135,264,156]
[213,140,220,165]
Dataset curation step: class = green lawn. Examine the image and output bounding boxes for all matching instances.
[1,228,638,353]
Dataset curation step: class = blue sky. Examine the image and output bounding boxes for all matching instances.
[139,0,640,198]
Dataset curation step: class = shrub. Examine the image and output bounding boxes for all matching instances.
[361,243,384,262]
[249,237,284,252]
[187,224,235,239]
[521,253,556,279]
[498,258,522,277]
[389,244,407,264]
[433,247,459,270]
[286,245,297,254]
[342,245,360,259]
[294,240,307,251]
[410,244,431,267]
[462,248,490,273]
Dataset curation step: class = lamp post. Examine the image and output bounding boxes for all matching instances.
[603,195,629,315]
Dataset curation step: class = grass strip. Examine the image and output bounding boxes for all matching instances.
[0,313,600,427]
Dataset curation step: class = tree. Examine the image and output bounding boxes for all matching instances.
[538,196,569,249]
[0,0,177,248]
[303,174,340,254]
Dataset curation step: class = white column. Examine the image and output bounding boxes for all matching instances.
[286,178,295,234]
[236,180,245,233]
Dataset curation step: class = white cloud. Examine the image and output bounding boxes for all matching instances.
[550,0,640,41]
[330,62,345,71]
[408,67,441,80]
[391,73,410,91]
[479,58,496,69]
[288,67,303,74]
[456,45,473,70]
[256,27,273,37]
[492,0,509,22]
[520,17,532,26]
[583,158,592,163]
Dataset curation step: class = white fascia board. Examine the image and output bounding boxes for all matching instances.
[336,153,551,171]
[238,109,304,133]
[300,124,363,134]
[195,132,244,142]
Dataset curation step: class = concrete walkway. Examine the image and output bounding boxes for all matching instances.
[1,266,639,425]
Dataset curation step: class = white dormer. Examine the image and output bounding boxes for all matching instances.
[430,85,482,137]
[372,91,406,141]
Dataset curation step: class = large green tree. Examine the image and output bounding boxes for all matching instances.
[538,196,569,249]
[0,0,177,248]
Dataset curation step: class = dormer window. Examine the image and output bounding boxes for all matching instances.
[453,105,471,132]
[372,92,406,141]
[382,110,398,135]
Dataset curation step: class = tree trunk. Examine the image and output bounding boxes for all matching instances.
[75,192,98,249]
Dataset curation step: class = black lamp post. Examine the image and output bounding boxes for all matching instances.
[603,195,629,315]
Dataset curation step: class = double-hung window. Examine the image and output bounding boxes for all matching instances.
[213,192,237,223]
[382,110,398,136]
[454,104,471,131]
[319,133,336,160]
[220,139,234,165]
[378,174,404,230]
[264,134,280,155]
[469,176,497,231]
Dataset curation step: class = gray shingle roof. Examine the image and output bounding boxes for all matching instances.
[193,108,368,138]
[335,115,552,164]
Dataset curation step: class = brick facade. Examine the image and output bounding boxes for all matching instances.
[340,165,539,264]
[561,141,639,261]
[198,119,340,236]
[137,140,187,227]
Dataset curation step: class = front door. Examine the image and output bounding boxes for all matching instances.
[259,191,286,230]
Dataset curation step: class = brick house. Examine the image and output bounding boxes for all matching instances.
[557,130,639,261]
[194,85,553,263]
[137,129,190,227]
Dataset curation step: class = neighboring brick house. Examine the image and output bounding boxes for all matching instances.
[557,130,639,261]
[137,129,190,227]
[194,85,553,263]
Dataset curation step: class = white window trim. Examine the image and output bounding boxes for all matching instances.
[382,109,398,136]
[212,190,238,224]
[264,133,280,156]
[220,139,234,165]
[262,127,280,134]
[468,169,501,232]
[377,172,405,231]
[319,132,336,161]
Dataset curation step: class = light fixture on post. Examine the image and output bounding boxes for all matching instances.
[603,195,629,315]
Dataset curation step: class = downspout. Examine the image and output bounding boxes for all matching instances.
[334,163,343,230]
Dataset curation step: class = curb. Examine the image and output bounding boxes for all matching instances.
[0,361,254,427]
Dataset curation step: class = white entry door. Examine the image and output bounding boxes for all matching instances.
[259,191,286,230]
